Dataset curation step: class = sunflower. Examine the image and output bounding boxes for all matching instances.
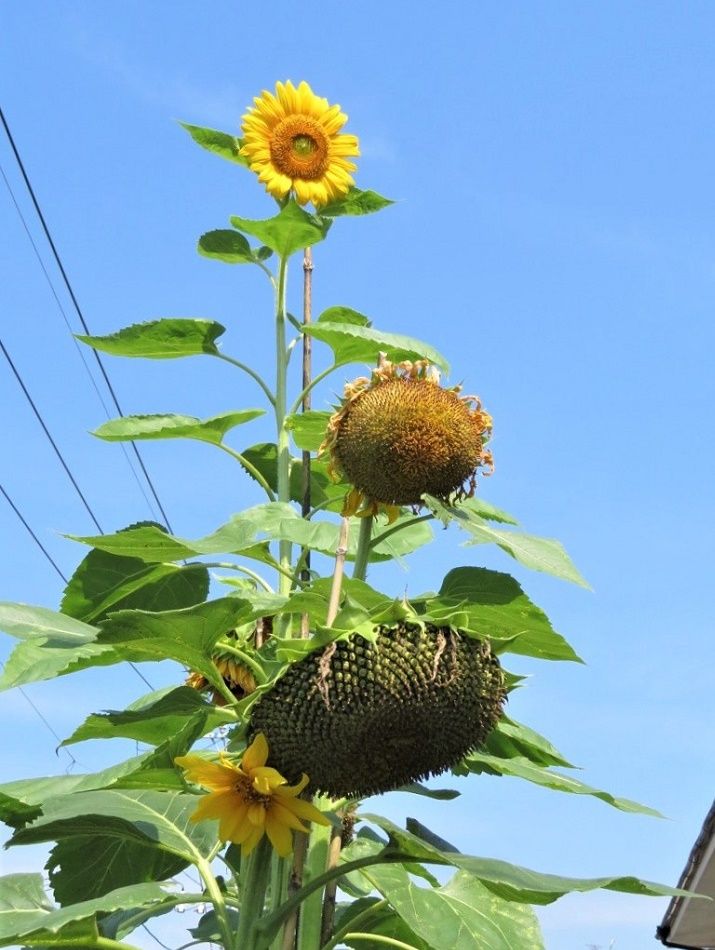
[241,80,360,207]
[175,734,329,857]
[320,359,494,514]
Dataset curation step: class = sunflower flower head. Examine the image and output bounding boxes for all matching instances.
[320,358,494,515]
[175,734,329,857]
[241,80,360,207]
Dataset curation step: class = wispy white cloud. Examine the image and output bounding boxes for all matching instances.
[67,21,244,127]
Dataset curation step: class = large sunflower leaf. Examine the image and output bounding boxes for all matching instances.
[455,753,662,816]
[92,409,264,445]
[62,685,235,748]
[354,843,545,950]
[0,874,167,947]
[77,318,225,359]
[416,567,581,662]
[61,535,209,624]
[425,496,589,587]
[8,790,215,864]
[319,187,395,217]
[362,815,690,905]
[69,502,299,561]
[180,121,247,165]
[304,322,450,374]
[0,605,110,691]
[230,199,330,257]
[93,596,279,692]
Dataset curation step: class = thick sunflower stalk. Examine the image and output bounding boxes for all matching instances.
[0,78,688,950]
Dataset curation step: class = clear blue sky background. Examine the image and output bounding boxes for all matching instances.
[1,3,714,948]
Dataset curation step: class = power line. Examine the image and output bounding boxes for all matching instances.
[0,105,173,533]
[0,161,161,523]
[0,483,67,583]
[0,336,103,533]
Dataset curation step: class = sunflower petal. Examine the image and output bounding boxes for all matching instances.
[242,733,269,771]
[265,812,295,857]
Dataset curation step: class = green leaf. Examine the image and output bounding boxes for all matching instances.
[398,783,460,801]
[485,718,573,768]
[9,789,216,864]
[61,536,209,624]
[241,443,346,511]
[0,605,110,691]
[461,497,519,526]
[94,597,271,692]
[0,604,98,644]
[230,199,330,257]
[362,815,690,905]
[426,496,589,587]
[456,753,662,816]
[77,318,225,359]
[419,567,581,662]
[284,411,331,451]
[93,409,264,445]
[70,502,299,562]
[189,908,241,941]
[319,187,395,217]
[0,873,167,947]
[304,322,450,373]
[198,228,255,263]
[338,896,430,950]
[63,685,235,747]
[269,514,433,563]
[359,857,546,950]
[180,121,247,165]
[317,305,371,327]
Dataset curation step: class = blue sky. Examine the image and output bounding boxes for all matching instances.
[1,3,714,947]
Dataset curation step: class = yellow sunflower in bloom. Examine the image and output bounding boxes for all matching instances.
[175,734,329,857]
[241,80,360,207]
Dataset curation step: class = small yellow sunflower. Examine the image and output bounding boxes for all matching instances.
[241,80,360,207]
[175,734,329,857]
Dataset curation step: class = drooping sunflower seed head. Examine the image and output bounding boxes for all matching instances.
[321,360,493,510]
[241,80,360,207]
[249,622,506,798]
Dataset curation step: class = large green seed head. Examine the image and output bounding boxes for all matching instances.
[249,623,506,798]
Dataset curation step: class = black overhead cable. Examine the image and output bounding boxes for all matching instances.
[0,482,68,583]
[0,105,174,533]
[0,336,103,533]
[0,161,161,522]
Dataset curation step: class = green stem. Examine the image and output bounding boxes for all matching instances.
[236,837,273,950]
[258,852,416,944]
[343,935,419,950]
[195,855,236,950]
[369,514,433,551]
[296,821,332,950]
[216,444,277,500]
[93,939,144,950]
[209,562,274,593]
[275,254,292,597]
[212,675,240,707]
[321,899,388,950]
[288,362,341,415]
[352,515,374,582]
[217,352,276,407]
[215,641,268,683]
